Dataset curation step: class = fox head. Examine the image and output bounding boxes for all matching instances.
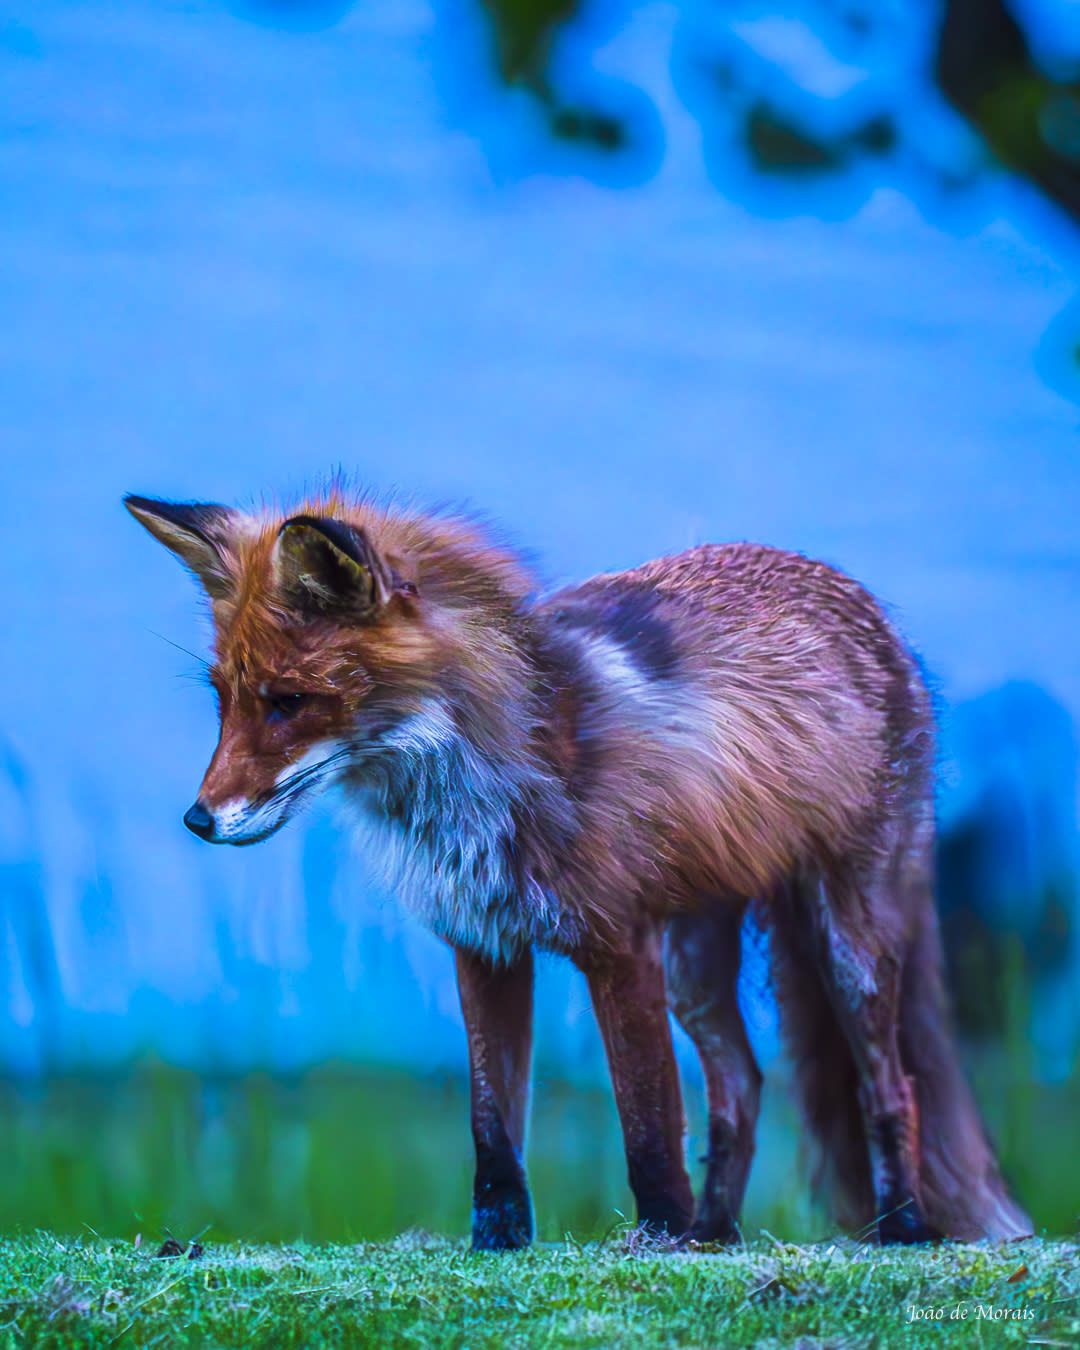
[125,493,454,845]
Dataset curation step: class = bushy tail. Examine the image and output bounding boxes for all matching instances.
[898,902,1031,1240]
[764,880,1032,1240]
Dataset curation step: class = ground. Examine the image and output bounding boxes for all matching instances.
[0,1232,1078,1349]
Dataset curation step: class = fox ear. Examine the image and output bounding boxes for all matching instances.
[275,515,390,618]
[124,495,243,601]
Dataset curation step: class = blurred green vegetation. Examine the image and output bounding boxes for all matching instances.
[472,0,1080,229]
[0,1062,819,1246]
[0,1035,1076,1244]
[480,0,577,90]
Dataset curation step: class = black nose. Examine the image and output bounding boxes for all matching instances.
[183,802,215,839]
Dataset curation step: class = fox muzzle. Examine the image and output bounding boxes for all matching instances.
[183,801,216,840]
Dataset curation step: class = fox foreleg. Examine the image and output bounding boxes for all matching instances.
[455,946,535,1251]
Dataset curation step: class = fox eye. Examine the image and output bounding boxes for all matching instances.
[265,692,312,722]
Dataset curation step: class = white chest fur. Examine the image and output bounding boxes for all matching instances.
[345,702,569,960]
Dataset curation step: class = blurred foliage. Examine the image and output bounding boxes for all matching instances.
[0,1061,817,1245]
[939,875,1075,1040]
[937,0,1080,223]
[473,0,629,150]
[481,0,578,90]
[744,105,895,174]
[465,0,1080,229]
[936,683,1079,1063]
[0,1040,1076,1243]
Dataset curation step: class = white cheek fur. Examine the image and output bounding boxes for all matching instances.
[273,738,349,794]
[209,739,349,843]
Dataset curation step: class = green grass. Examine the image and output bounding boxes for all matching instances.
[0,1231,1078,1348]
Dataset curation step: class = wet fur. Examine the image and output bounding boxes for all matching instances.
[126,489,1032,1246]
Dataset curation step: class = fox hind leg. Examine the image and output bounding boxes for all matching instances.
[804,856,941,1246]
[664,901,762,1244]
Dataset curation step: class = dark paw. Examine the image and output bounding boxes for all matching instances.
[686,1206,742,1247]
[471,1187,534,1252]
[877,1204,943,1246]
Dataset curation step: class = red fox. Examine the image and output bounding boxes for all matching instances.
[126,488,1031,1249]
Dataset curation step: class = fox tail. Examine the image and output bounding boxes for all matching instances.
[766,877,1032,1240]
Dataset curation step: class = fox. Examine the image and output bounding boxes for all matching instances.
[125,487,1031,1250]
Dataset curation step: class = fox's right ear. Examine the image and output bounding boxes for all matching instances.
[124,495,244,600]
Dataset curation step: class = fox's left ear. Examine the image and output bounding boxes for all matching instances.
[275,515,396,619]
[124,495,245,600]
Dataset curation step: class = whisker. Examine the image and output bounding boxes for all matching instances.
[175,670,213,687]
[269,747,356,805]
[145,628,211,671]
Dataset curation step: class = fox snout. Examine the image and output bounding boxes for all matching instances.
[183,801,216,840]
[181,794,290,846]
[182,737,352,846]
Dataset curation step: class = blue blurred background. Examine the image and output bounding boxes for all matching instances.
[1,0,1079,1242]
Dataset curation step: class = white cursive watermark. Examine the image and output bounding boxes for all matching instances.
[905,1303,1037,1323]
